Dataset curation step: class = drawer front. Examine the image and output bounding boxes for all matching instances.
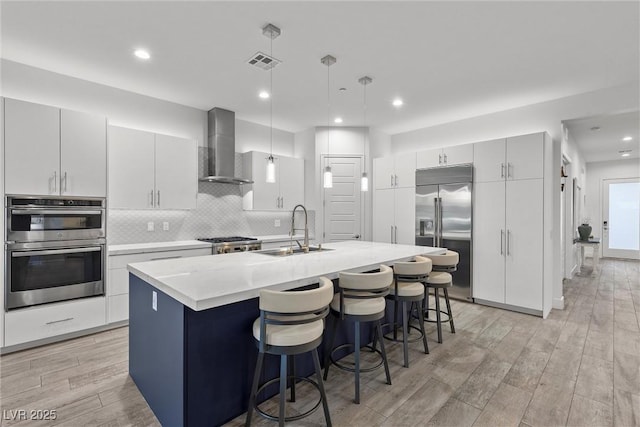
[5,297,106,346]
[108,294,129,323]
[109,248,211,269]
[108,268,129,296]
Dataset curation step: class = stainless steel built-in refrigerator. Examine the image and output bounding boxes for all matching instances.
[416,165,473,301]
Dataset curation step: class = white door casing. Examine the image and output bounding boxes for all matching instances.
[603,178,640,259]
[323,156,363,242]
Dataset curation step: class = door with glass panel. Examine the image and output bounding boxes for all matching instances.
[603,178,640,259]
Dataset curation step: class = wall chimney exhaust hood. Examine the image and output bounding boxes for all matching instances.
[200,108,253,184]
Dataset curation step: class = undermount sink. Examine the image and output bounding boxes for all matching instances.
[257,246,334,257]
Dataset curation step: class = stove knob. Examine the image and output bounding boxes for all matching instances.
[239,246,247,252]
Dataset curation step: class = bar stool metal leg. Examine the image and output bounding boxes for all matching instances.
[376,320,392,385]
[289,355,296,402]
[402,301,409,368]
[323,316,338,381]
[245,352,264,427]
[444,288,456,333]
[416,299,429,354]
[279,355,287,427]
[434,287,443,343]
[354,321,361,404]
[312,348,332,427]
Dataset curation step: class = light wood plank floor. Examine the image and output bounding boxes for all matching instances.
[2,259,639,426]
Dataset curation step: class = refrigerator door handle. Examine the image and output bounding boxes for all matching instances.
[501,163,505,178]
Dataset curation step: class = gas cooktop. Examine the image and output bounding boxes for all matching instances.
[197,237,262,254]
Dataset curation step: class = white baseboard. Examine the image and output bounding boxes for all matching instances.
[553,296,565,310]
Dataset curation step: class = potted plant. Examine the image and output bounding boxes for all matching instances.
[578,218,592,241]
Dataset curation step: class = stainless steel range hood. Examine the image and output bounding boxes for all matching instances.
[200,107,252,184]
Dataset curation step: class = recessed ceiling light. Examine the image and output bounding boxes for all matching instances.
[134,49,150,60]
[392,98,403,107]
[622,136,633,141]
[259,91,270,99]
[590,126,601,132]
[622,153,631,157]
[334,117,343,124]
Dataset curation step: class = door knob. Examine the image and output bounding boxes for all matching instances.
[354,234,361,239]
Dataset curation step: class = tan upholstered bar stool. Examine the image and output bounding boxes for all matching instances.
[323,265,393,404]
[383,256,432,368]
[423,250,458,343]
[246,277,334,427]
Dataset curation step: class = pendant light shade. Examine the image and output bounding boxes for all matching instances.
[321,54,336,189]
[263,23,280,184]
[360,172,369,192]
[266,155,276,183]
[358,76,372,192]
[324,166,333,188]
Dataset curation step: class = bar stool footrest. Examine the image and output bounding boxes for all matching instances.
[254,376,323,422]
[380,322,425,344]
[422,308,453,324]
[329,343,384,373]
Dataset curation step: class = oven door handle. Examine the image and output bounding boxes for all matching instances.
[11,247,102,257]
[10,209,102,216]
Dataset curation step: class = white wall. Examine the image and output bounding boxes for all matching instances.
[1,59,207,144]
[585,158,640,257]
[294,127,316,210]
[236,119,294,156]
[389,81,639,154]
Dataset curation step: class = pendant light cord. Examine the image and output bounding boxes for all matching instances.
[363,81,367,171]
[326,61,330,161]
[270,34,273,158]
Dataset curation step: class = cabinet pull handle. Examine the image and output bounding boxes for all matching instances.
[150,256,181,261]
[506,230,511,255]
[46,317,74,325]
[439,153,442,165]
[395,175,398,186]
[395,225,398,244]
[52,171,57,193]
[443,153,448,164]
[280,196,283,208]
[507,163,513,179]
[391,225,394,243]
[63,172,68,193]
[157,190,160,207]
[150,190,155,207]
[501,163,505,178]
[390,174,394,187]
[500,229,504,255]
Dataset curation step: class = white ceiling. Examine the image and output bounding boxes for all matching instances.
[1,1,638,136]
[564,111,640,163]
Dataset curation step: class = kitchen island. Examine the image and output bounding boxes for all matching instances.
[127,240,445,426]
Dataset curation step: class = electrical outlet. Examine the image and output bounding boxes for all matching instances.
[152,291,157,311]
[163,222,169,231]
[274,219,281,227]
[147,222,154,232]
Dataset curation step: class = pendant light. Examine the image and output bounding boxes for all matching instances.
[263,23,280,183]
[358,76,372,192]
[321,55,336,188]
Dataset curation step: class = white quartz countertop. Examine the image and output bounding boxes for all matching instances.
[127,240,445,311]
[108,240,212,256]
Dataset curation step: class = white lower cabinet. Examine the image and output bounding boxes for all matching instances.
[473,179,543,311]
[107,247,211,323]
[4,297,106,347]
[373,187,415,245]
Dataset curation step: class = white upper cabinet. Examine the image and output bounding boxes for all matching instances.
[505,134,544,180]
[242,151,304,211]
[473,138,506,183]
[60,109,107,197]
[5,98,60,195]
[154,134,198,209]
[373,152,416,190]
[109,126,155,209]
[474,134,543,183]
[108,125,197,209]
[417,144,474,169]
[4,99,107,197]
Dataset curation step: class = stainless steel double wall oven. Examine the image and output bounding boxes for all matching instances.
[5,196,106,310]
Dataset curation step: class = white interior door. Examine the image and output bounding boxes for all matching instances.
[603,178,640,259]
[323,157,362,242]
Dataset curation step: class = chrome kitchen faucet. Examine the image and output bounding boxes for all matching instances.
[290,204,310,252]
